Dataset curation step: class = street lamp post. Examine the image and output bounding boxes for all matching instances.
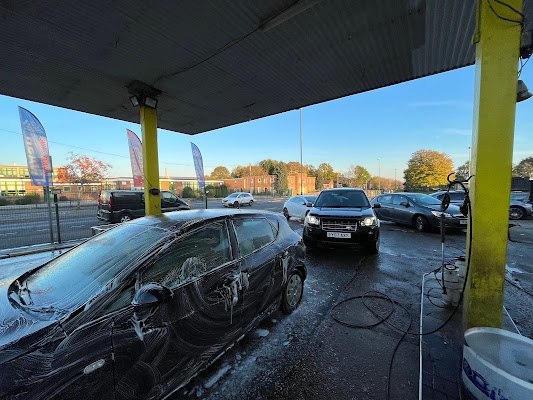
[377,158,381,191]
[300,108,303,195]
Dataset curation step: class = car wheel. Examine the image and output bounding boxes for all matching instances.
[233,201,239,208]
[283,208,290,220]
[367,235,380,254]
[120,213,132,223]
[303,237,315,250]
[249,200,254,206]
[280,270,304,314]
[414,215,429,232]
[510,206,525,220]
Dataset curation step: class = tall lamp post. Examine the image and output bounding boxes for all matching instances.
[300,108,303,195]
[377,158,381,191]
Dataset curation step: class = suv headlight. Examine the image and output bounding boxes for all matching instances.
[305,215,320,226]
[360,216,376,226]
[431,211,452,218]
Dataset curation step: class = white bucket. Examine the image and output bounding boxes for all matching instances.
[463,327,533,399]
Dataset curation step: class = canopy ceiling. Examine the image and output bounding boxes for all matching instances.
[1,0,532,134]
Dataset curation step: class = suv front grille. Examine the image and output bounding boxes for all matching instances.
[321,220,359,232]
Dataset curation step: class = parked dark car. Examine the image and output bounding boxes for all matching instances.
[302,188,380,253]
[0,209,305,399]
[97,189,190,223]
[431,190,533,220]
[371,192,467,232]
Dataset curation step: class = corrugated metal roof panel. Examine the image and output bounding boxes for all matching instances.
[0,0,531,134]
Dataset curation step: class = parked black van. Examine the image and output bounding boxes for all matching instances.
[97,190,190,223]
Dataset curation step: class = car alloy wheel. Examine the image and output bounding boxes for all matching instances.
[249,200,253,206]
[415,215,428,232]
[281,271,304,314]
[509,206,525,220]
[233,201,239,208]
[120,214,132,223]
[283,208,290,220]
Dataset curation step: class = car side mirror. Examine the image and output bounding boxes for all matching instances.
[399,202,409,207]
[306,202,313,207]
[372,203,381,209]
[132,283,173,309]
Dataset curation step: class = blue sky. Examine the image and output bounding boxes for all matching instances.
[0,65,532,180]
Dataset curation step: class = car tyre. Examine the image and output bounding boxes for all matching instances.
[283,208,290,220]
[414,215,429,232]
[233,201,239,208]
[509,206,525,220]
[280,270,304,314]
[367,235,380,254]
[303,237,315,250]
[120,213,133,223]
[249,200,254,206]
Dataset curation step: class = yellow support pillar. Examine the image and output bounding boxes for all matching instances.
[140,104,161,216]
[464,0,522,329]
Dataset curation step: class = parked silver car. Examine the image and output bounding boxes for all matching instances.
[283,195,317,220]
[222,192,255,207]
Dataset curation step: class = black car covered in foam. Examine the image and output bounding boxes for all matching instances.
[0,209,305,399]
[302,188,380,253]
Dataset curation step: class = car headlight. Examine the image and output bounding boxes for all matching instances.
[305,215,320,226]
[360,216,376,226]
[431,211,453,218]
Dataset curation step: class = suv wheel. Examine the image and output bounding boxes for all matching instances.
[120,213,132,223]
[367,236,380,254]
[509,206,525,220]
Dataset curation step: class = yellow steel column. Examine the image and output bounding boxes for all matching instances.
[140,104,161,216]
[464,0,522,329]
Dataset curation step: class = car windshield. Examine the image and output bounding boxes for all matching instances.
[304,196,317,203]
[18,223,172,313]
[314,190,370,208]
[406,193,442,206]
[228,193,239,198]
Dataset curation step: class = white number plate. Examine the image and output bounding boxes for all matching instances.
[327,232,351,238]
[460,220,467,225]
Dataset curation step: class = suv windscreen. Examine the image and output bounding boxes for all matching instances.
[314,190,370,208]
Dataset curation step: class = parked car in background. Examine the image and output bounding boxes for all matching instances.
[283,195,317,220]
[430,190,533,220]
[303,188,380,253]
[0,209,306,399]
[222,192,254,207]
[371,192,467,232]
[97,189,190,223]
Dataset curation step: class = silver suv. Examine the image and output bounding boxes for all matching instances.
[222,192,255,207]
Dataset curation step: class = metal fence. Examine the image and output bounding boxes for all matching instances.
[0,191,103,251]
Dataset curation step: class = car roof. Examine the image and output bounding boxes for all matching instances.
[126,209,278,231]
[321,188,365,192]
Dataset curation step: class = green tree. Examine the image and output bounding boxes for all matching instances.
[348,165,371,187]
[182,186,194,198]
[274,163,288,192]
[316,163,336,189]
[209,166,231,179]
[512,156,533,177]
[455,161,470,181]
[404,150,454,190]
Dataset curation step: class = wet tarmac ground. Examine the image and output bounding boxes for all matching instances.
[2,198,532,400]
